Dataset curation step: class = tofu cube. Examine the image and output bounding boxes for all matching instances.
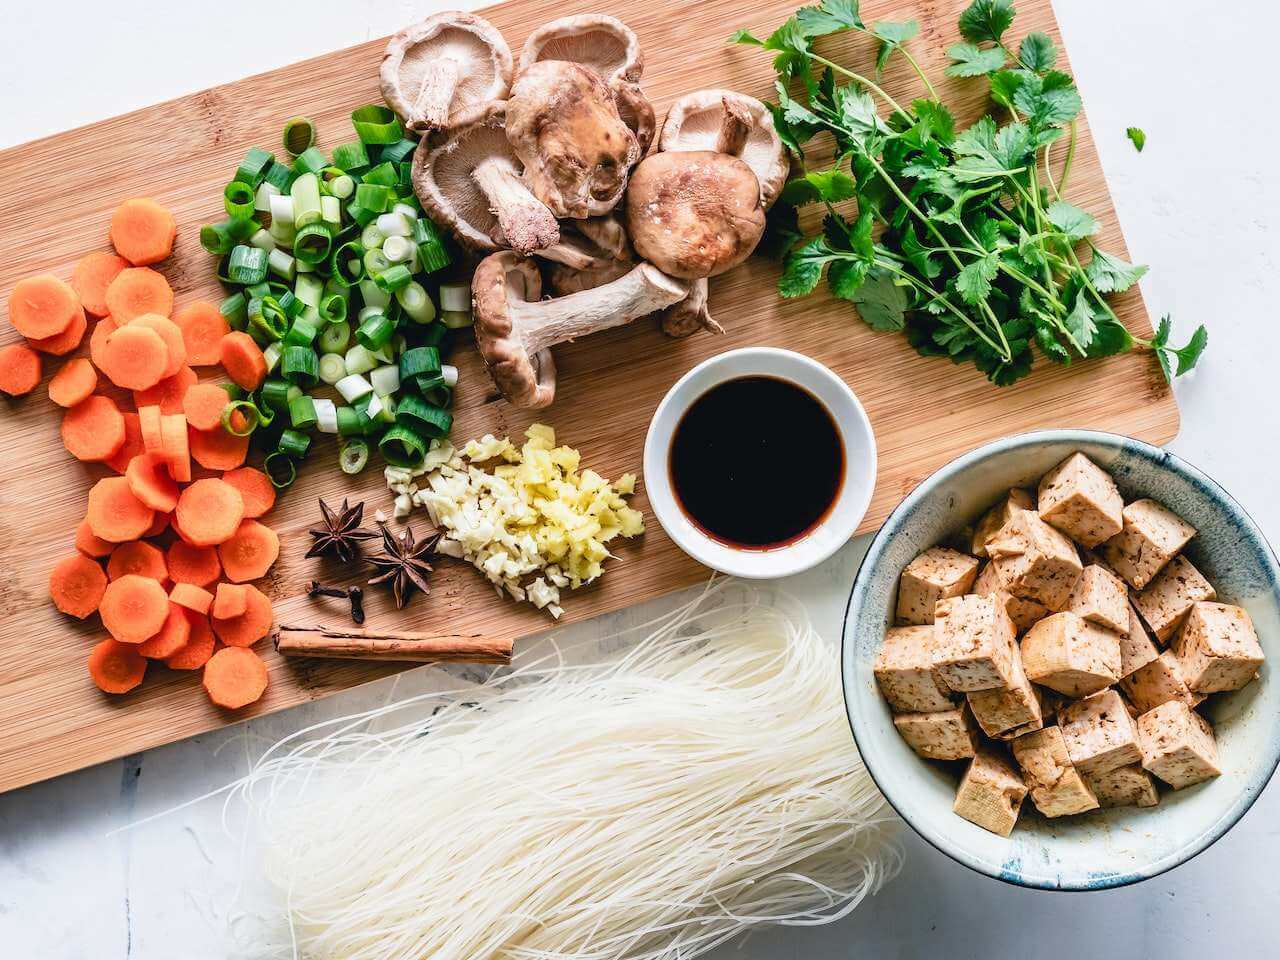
[1020,611,1121,697]
[1037,452,1124,548]
[967,649,1043,737]
[972,561,1049,634]
[895,546,981,625]
[1085,764,1160,808]
[985,509,1083,610]
[874,625,957,713]
[1118,603,1160,678]
[1132,555,1216,643]
[953,743,1028,837]
[1059,689,1143,776]
[1137,700,1222,789]
[1011,726,1099,818]
[1176,601,1265,693]
[1121,650,1200,714]
[1101,499,1196,590]
[893,706,981,760]
[972,488,1036,558]
[933,594,1019,692]
[1063,564,1130,633]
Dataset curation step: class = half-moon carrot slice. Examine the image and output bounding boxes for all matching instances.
[98,324,167,390]
[190,424,249,471]
[48,358,97,407]
[221,467,275,518]
[136,603,192,659]
[128,313,186,378]
[175,478,244,546]
[76,519,115,558]
[0,343,42,396]
[210,583,273,648]
[133,364,196,414]
[28,307,87,356]
[212,582,248,619]
[202,645,269,709]
[125,453,180,513]
[174,301,231,367]
[104,267,173,322]
[161,413,192,482]
[88,638,147,694]
[49,553,108,619]
[61,395,126,462]
[106,540,168,583]
[99,574,169,643]
[110,198,176,266]
[170,582,215,615]
[72,252,129,316]
[218,520,279,583]
[8,274,78,339]
[165,614,215,670]
[105,412,145,475]
[219,332,266,391]
[86,476,154,543]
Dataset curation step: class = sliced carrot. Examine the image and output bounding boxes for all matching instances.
[48,358,98,408]
[221,467,275,518]
[88,638,147,694]
[165,614,215,670]
[212,582,248,619]
[183,383,231,431]
[211,583,273,648]
[202,645,268,709]
[136,603,192,659]
[49,553,108,619]
[89,316,118,371]
[105,412,145,474]
[218,520,280,583]
[175,478,244,546]
[99,573,169,643]
[76,519,115,558]
[170,582,215,615]
[144,511,172,538]
[174,302,230,367]
[8,274,78,339]
[61,395,126,462]
[190,424,250,471]
[72,252,129,317]
[125,452,180,513]
[0,343,42,396]
[133,364,196,414]
[161,413,192,482]
[86,476,154,543]
[107,540,168,583]
[29,308,87,356]
[138,404,163,454]
[104,267,173,323]
[98,323,168,390]
[128,313,186,378]
[167,541,221,587]
[110,198,176,267]
[219,332,267,391]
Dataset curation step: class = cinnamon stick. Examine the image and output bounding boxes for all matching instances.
[274,624,513,664]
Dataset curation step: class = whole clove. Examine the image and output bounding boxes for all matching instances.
[307,580,366,624]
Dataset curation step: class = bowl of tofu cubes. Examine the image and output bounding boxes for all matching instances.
[842,429,1279,890]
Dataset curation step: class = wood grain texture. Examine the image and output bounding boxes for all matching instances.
[0,0,1178,794]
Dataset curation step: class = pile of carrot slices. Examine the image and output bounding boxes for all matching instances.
[8,198,277,710]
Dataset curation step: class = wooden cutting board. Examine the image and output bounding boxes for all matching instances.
[0,0,1178,794]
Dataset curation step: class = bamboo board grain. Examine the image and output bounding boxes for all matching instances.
[0,0,1178,794]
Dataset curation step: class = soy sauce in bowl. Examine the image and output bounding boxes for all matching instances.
[669,375,844,550]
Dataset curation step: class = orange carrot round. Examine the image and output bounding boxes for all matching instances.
[219,332,267,391]
[125,453,180,513]
[175,478,244,546]
[170,582,215,615]
[128,313,186,378]
[137,604,192,658]
[221,467,275,518]
[107,540,168,583]
[104,267,173,322]
[218,520,279,583]
[8,274,78,339]
[183,383,231,431]
[0,342,42,396]
[72,252,129,316]
[167,541,222,587]
[61,395,126,462]
[99,323,168,390]
[89,316,118,371]
[211,583,273,648]
[174,302,231,367]
[48,357,97,407]
[212,582,249,619]
[105,412,144,474]
[190,424,250,471]
[29,308,87,356]
[49,553,108,619]
[133,364,196,414]
[165,614,215,670]
[99,573,170,643]
[76,519,115,558]
[86,476,154,543]
[202,645,269,708]
[110,198,177,266]
[88,638,147,694]
[161,413,192,482]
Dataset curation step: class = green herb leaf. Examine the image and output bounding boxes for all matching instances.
[1087,316,1134,359]
[753,17,813,77]
[779,237,835,297]
[850,265,909,331]
[956,253,1000,305]
[730,29,763,45]
[796,0,863,36]
[873,20,920,72]
[829,258,871,299]
[1013,70,1081,128]
[1085,249,1148,293]
[779,169,858,205]
[1150,317,1207,380]
[1035,324,1072,364]
[946,42,1007,78]
[1064,291,1098,353]
[1126,126,1147,152]
[958,0,1015,44]
[1046,200,1098,240]
[912,100,957,146]
[988,69,1025,108]
[1018,32,1057,72]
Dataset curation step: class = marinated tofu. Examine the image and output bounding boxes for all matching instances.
[896,546,981,625]
[1176,601,1265,693]
[874,625,957,713]
[893,705,981,760]
[985,509,1083,610]
[967,650,1043,737]
[972,561,1049,634]
[1132,555,1216,643]
[1064,564,1130,633]
[1117,603,1160,678]
[1011,726,1099,817]
[1085,764,1160,809]
[953,743,1028,837]
[1121,650,1200,714]
[1137,700,1221,789]
[1101,499,1196,590]
[933,594,1020,692]
[972,488,1035,558]
[1037,453,1124,548]
[1020,611,1121,697]
[1058,689,1142,776]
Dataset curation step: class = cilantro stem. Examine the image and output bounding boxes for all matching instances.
[806,53,915,123]
[845,24,940,100]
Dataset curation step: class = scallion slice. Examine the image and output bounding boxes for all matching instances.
[319,292,348,325]
[417,322,447,349]
[263,160,294,192]
[356,313,395,351]
[335,373,374,403]
[268,248,296,281]
[223,180,256,220]
[370,363,401,397]
[268,193,296,228]
[282,116,316,157]
[332,140,370,171]
[383,235,413,263]
[440,310,471,329]
[220,292,249,331]
[290,171,323,229]
[339,438,370,474]
[235,147,275,187]
[358,278,392,311]
[394,281,436,324]
[363,161,399,188]
[400,346,441,383]
[264,451,297,488]
[318,352,347,385]
[376,212,412,237]
[260,378,291,412]
[351,104,403,144]
[278,429,312,459]
[380,138,418,165]
[412,218,451,273]
[281,345,319,388]
[292,146,328,175]
[373,264,413,293]
[354,183,392,214]
[328,240,365,287]
[379,424,427,468]
[313,398,339,434]
[200,219,256,255]
[254,181,281,212]
[441,364,459,388]
[249,296,290,342]
[222,400,260,436]
[438,282,470,313]
[336,405,362,437]
[294,273,324,308]
[329,174,356,200]
[293,222,334,264]
[289,395,318,430]
[228,245,269,285]
[263,341,283,373]
[397,394,452,439]
[285,319,319,347]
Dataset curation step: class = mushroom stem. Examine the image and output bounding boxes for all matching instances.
[661,279,723,338]
[411,58,461,130]
[715,96,753,155]
[574,214,630,260]
[471,157,560,253]
[515,264,689,354]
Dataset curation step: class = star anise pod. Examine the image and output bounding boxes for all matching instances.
[306,498,378,564]
[367,522,439,609]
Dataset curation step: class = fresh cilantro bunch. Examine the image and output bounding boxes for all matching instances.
[734,0,1206,385]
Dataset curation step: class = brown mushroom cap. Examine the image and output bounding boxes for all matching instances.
[381,12,513,134]
[625,151,766,280]
[659,90,789,209]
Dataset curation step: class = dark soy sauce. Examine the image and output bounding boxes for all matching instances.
[669,375,844,550]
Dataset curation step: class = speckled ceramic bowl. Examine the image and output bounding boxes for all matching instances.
[842,430,1280,890]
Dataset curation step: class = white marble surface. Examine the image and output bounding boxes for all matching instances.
[2,0,1277,956]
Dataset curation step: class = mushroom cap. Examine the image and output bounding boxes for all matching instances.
[625,151,766,280]
[613,82,657,156]
[472,252,557,408]
[659,89,789,209]
[506,61,640,219]
[381,11,513,133]
[518,14,643,85]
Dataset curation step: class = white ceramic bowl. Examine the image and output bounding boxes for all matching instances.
[643,347,876,579]
[842,430,1280,890]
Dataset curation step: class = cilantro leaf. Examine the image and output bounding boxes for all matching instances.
[1086,316,1134,359]
[1126,126,1147,152]
[829,258,871,299]
[912,99,957,146]
[958,0,1015,44]
[946,42,1007,78]
[1085,249,1148,293]
[832,85,892,147]
[779,169,858,205]
[988,70,1025,108]
[850,266,909,331]
[1018,32,1057,72]
[956,253,1000,305]
[778,237,837,297]
[796,0,863,36]
[1046,200,1098,240]
[1013,70,1082,128]
[873,20,920,72]
[953,115,998,160]
[1150,316,1208,380]
[1064,291,1098,353]
[745,17,812,78]
[1035,324,1072,364]
[993,121,1033,167]
[900,225,942,279]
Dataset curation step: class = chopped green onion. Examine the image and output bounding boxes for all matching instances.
[335,373,373,403]
[260,378,291,412]
[292,146,328,175]
[268,193,295,228]
[263,160,294,192]
[268,248,296,281]
[289,395,318,430]
[228,245,269,284]
[439,282,470,313]
[249,296,289,342]
[400,346,441,382]
[263,342,283,373]
[362,161,399,188]
[383,235,413,263]
[329,174,356,200]
[254,182,281,213]
[412,218,451,273]
[264,451,297,488]
[345,202,379,228]
[397,394,452,439]
[278,429,312,459]
[328,240,365,287]
[373,264,413,293]
[356,312,395,351]
[282,345,319,388]
[332,140,370,172]
[294,273,324,308]
[354,182,393,214]
[379,138,418,165]
[319,292,348,325]
[220,292,249,331]
[441,364,459,388]
[440,311,471,329]
[376,212,412,237]
[224,180,256,220]
[200,219,256,255]
[363,248,391,277]
[319,321,352,354]
[395,281,436,323]
[344,342,378,376]
[339,439,370,474]
[293,222,334,264]
[285,319,318,347]
[290,172,322,229]
[320,195,341,229]
[318,352,347,384]
[313,397,339,433]
[249,228,276,253]
[360,223,385,250]
[282,116,316,157]
[352,104,403,144]
[235,147,275,187]
[222,400,260,436]
[336,405,362,437]
[379,424,427,468]
[371,364,401,397]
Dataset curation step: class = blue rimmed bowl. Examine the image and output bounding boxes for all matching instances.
[842,430,1280,890]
